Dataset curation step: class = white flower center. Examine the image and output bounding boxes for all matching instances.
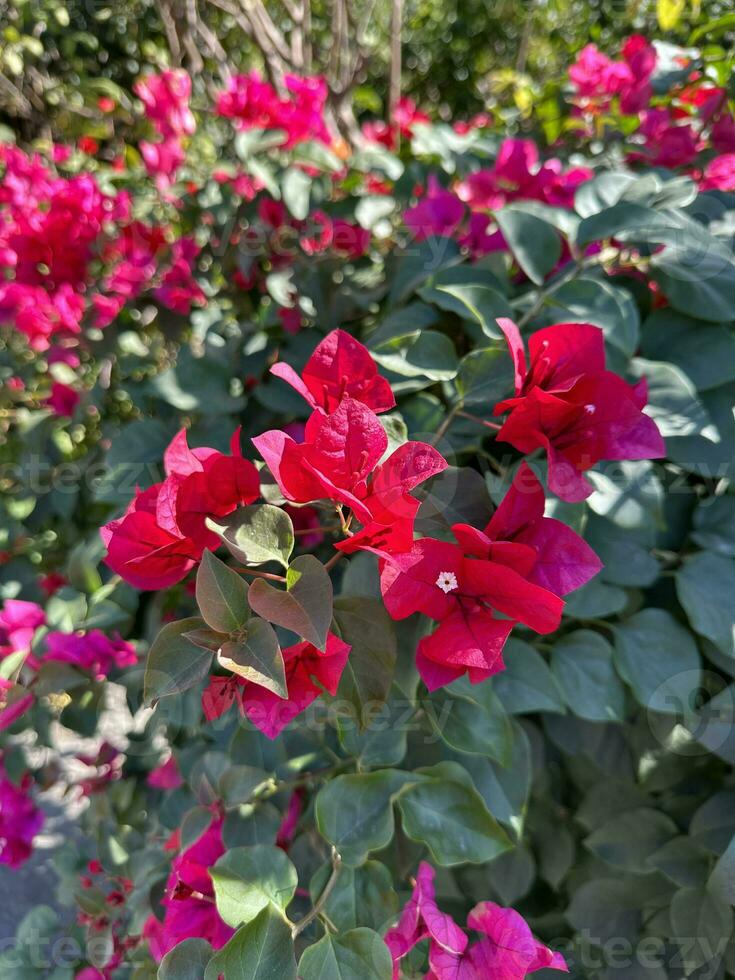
[436,571,459,594]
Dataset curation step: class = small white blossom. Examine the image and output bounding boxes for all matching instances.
[436,571,459,594]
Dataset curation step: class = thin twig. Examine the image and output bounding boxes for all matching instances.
[291,847,342,938]
[458,410,501,431]
[431,402,463,447]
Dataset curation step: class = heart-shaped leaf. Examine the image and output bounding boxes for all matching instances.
[207,504,294,569]
[217,618,286,698]
[196,550,250,634]
[144,617,213,704]
[248,555,332,651]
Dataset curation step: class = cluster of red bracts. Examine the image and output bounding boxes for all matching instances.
[100,322,665,722]
[101,428,260,590]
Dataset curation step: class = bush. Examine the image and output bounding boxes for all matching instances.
[1,34,735,980]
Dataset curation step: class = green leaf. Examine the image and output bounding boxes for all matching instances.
[677,552,735,658]
[495,208,562,284]
[217,618,286,697]
[692,496,735,557]
[183,627,228,653]
[428,677,513,764]
[613,608,702,713]
[647,837,709,888]
[640,310,735,392]
[207,505,294,570]
[669,887,733,974]
[292,141,344,172]
[211,845,298,928]
[586,515,659,587]
[552,630,625,722]
[585,808,677,872]
[372,330,458,381]
[94,418,176,503]
[355,195,396,231]
[281,166,312,220]
[334,597,397,723]
[298,928,393,980]
[315,770,409,867]
[652,241,735,323]
[587,460,663,531]
[435,283,512,338]
[388,239,462,305]
[632,359,717,441]
[158,938,213,979]
[576,202,664,245]
[416,466,494,537]
[309,861,398,933]
[204,907,296,980]
[397,762,512,866]
[709,836,735,905]
[248,555,332,650]
[234,129,287,159]
[218,766,271,807]
[196,551,250,634]
[493,639,565,714]
[456,347,513,407]
[460,720,532,834]
[563,578,627,620]
[541,276,640,361]
[144,618,213,703]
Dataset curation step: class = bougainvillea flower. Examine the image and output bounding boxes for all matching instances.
[0,767,44,868]
[215,71,331,147]
[380,537,563,689]
[43,630,137,679]
[153,236,205,313]
[335,440,447,556]
[253,398,389,521]
[270,329,395,414]
[143,816,234,961]
[636,108,699,169]
[134,69,196,140]
[455,140,593,213]
[569,36,655,115]
[299,210,333,255]
[452,463,602,597]
[101,484,203,590]
[202,674,239,722]
[429,902,568,979]
[0,599,45,658]
[46,381,80,417]
[384,863,468,976]
[331,219,371,259]
[493,319,665,502]
[700,153,735,191]
[256,399,445,553]
[102,428,260,589]
[404,176,465,241]
[240,633,351,739]
[147,755,183,790]
[0,681,34,732]
[385,866,567,980]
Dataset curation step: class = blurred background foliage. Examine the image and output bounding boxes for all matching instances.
[2,0,734,142]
